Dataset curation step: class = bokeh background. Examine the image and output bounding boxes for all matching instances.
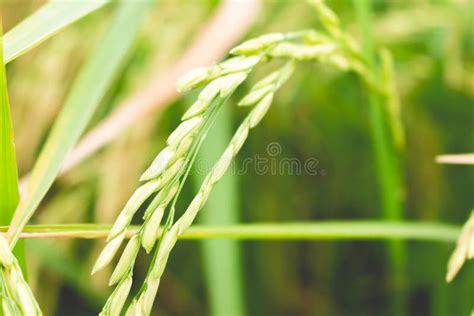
[2,0,473,315]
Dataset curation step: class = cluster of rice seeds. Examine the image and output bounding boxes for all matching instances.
[93,5,394,313]
[124,62,295,316]
[0,236,42,315]
[92,54,269,316]
[308,0,363,62]
[229,17,374,93]
[92,29,316,315]
[268,36,374,87]
[446,211,474,282]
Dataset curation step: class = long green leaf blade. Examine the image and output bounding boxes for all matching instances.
[3,0,109,63]
[7,1,152,247]
[194,106,245,316]
[353,1,406,314]
[0,27,19,224]
[0,221,461,242]
[0,21,26,270]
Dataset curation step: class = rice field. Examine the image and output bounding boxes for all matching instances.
[0,0,473,315]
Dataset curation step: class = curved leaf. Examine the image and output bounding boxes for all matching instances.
[7,1,152,247]
[3,0,109,63]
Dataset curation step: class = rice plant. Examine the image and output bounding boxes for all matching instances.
[92,1,443,314]
[446,211,474,283]
[0,0,472,315]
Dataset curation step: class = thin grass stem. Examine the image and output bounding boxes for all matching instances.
[0,222,459,242]
[353,0,406,314]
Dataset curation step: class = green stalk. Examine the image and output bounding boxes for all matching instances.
[193,105,245,316]
[352,0,406,314]
[0,22,26,272]
[0,221,460,242]
[3,1,108,63]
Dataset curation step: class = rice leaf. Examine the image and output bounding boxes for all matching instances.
[0,21,26,270]
[353,1,406,314]
[194,105,245,316]
[0,25,18,228]
[3,0,109,63]
[6,1,152,247]
[0,222,462,242]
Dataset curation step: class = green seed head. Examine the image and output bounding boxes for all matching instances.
[182,100,208,120]
[141,206,165,253]
[177,193,203,234]
[219,55,261,73]
[446,211,474,282]
[172,136,193,163]
[210,147,234,184]
[108,274,133,316]
[107,180,162,241]
[139,279,160,315]
[176,67,210,92]
[238,85,273,106]
[217,72,247,97]
[14,282,41,316]
[160,158,185,187]
[0,235,14,266]
[143,181,180,220]
[198,79,221,104]
[2,296,20,316]
[269,42,337,60]
[125,299,138,316]
[109,235,140,286]
[167,116,203,146]
[140,147,175,181]
[92,232,125,275]
[252,72,279,90]
[230,121,249,153]
[249,93,274,128]
[230,33,284,55]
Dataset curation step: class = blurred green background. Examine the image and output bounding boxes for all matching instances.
[2,0,473,315]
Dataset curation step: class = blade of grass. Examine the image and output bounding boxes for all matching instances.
[194,105,245,316]
[0,221,460,242]
[6,1,152,248]
[353,1,406,314]
[0,21,26,271]
[3,0,109,63]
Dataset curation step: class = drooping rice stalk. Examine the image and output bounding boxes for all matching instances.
[0,0,470,314]
[0,236,41,315]
[93,2,403,314]
[446,211,474,282]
